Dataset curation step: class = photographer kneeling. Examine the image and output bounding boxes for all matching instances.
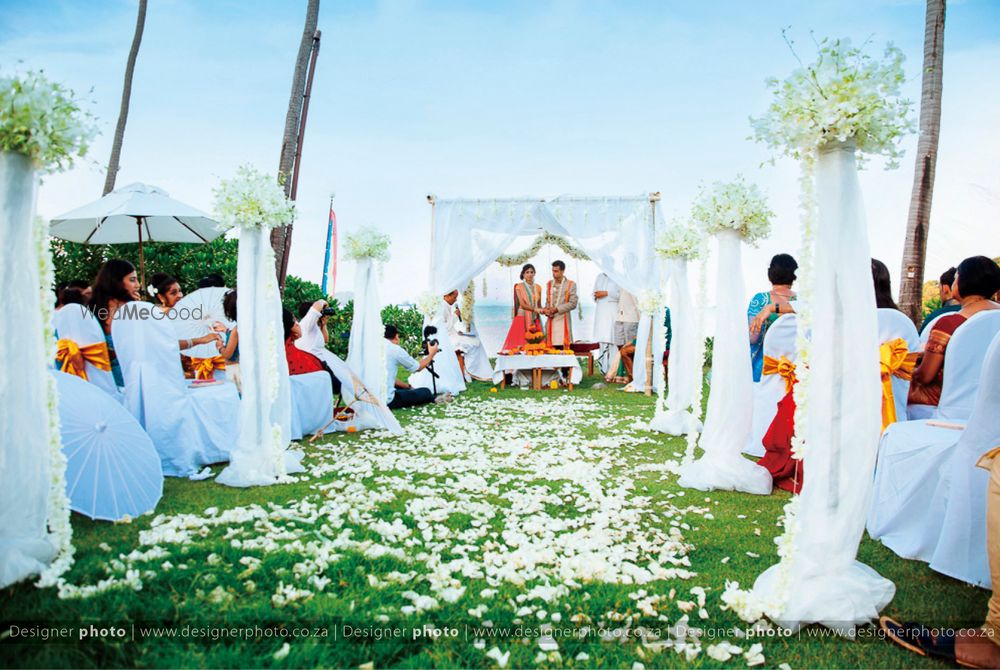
[384,324,449,409]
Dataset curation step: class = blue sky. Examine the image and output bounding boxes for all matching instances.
[2,0,998,305]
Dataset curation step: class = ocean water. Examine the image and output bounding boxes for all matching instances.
[473,302,596,355]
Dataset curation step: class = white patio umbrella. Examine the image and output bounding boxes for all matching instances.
[49,182,223,285]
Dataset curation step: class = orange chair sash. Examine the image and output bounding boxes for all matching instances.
[880,338,919,432]
[762,355,797,394]
[191,355,226,380]
[55,338,111,381]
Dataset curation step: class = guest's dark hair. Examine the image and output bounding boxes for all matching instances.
[223,289,237,322]
[148,272,178,304]
[940,266,957,288]
[198,273,226,288]
[552,260,566,271]
[519,263,535,280]
[767,254,798,285]
[54,279,90,306]
[89,259,137,318]
[298,301,316,319]
[956,256,1000,299]
[384,324,399,340]
[60,287,88,306]
[871,258,898,310]
[282,308,295,340]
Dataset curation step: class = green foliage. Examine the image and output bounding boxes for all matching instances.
[922,295,943,319]
[381,303,424,356]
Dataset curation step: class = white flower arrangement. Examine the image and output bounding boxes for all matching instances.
[655,222,706,261]
[636,289,664,315]
[416,292,441,320]
[691,177,773,245]
[0,70,97,171]
[212,164,295,231]
[343,226,391,263]
[750,35,915,169]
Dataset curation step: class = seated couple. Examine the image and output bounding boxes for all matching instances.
[384,325,453,409]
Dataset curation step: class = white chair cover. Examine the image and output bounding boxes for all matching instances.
[112,301,240,477]
[869,330,1000,588]
[744,314,798,458]
[289,372,334,440]
[877,308,920,426]
[908,311,1000,421]
[53,306,123,401]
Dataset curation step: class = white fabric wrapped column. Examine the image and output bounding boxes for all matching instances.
[750,141,893,631]
[651,258,702,435]
[217,226,301,487]
[0,153,57,586]
[347,258,388,403]
[678,230,770,494]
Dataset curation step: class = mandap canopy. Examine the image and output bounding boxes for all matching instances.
[428,194,669,391]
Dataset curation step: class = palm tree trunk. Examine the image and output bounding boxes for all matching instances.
[898,0,946,325]
[271,0,320,287]
[102,0,148,196]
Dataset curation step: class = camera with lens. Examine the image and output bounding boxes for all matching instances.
[421,325,439,355]
[320,306,337,317]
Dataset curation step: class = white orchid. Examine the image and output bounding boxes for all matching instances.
[212,164,295,231]
[691,177,773,245]
[343,226,391,262]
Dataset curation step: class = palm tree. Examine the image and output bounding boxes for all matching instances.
[103,0,148,196]
[271,0,320,287]
[898,0,946,324]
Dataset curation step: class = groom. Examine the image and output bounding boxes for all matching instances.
[544,260,578,348]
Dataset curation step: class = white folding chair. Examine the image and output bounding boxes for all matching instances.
[745,314,798,458]
[53,306,123,401]
[908,311,1000,420]
[112,301,240,477]
[289,372,334,440]
[877,308,920,428]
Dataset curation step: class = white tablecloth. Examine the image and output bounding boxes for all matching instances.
[492,354,583,385]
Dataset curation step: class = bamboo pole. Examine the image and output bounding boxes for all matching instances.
[644,192,660,396]
[427,194,437,288]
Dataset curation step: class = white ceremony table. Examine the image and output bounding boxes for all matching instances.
[492,353,583,391]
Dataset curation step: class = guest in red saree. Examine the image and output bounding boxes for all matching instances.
[757,390,802,494]
[500,263,544,352]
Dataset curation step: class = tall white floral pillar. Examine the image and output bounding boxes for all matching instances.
[344,228,392,404]
[678,179,773,495]
[214,166,303,488]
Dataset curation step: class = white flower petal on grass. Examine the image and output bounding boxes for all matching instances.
[745,643,766,667]
[485,647,510,668]
[272,642,290,661]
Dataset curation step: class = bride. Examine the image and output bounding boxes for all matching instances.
[501,263,544,352]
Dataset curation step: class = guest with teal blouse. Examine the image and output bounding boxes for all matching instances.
[88,259,143,387]
[747,254,798,382]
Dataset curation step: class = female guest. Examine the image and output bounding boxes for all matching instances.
[871,258,901,310]
[748,254,798,381]
[147,272,221,353]
[909,256,1000,406]
[217,290,241,391]
[88,259,142,387]
[500,263,544,352]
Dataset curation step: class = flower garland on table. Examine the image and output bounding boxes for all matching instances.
[691,177,773,245]
[343,227,391,263]
[0,70,97,172]
[494,231,590,266]
[722,34,914,626]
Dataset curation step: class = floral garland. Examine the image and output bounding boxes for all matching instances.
[655,222,706,261]
[343,227,391,263]
[495,231,589,266]
[750,34,914,169]
[213,164,296,231]
[35,215,74,589]
[691,177,773,245]
[460,280,475,324]
[0,70,97,172]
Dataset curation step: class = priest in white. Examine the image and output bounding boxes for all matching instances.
[442,290,493,382]
[592,272,621,372]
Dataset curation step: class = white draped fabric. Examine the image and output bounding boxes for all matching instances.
[745,315,798,458]
[217,227,302,487]
[53,306,123,401]
[346,259,389,403]
[411,299,467,395]
[678,230,770,494]
[0,152,56,588]
[651,258,702,435]
[751,142,893,632]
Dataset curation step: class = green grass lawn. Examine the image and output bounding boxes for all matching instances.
[0,376,987,669]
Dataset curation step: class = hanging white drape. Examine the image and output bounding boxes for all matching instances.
[651,258,702,434]
[347,258,388,403]
[678,229,771,494]
[750,141,893,632]
[411,300,467,395]
[217,226,301,487]
[0,152,57,586]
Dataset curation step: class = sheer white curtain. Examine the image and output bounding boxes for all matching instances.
[651,258,702,434]
[679,230,771,494]
[347,259,388,403]
[217,226,301,488]
[0,153,57,587]
[751,142,893,632]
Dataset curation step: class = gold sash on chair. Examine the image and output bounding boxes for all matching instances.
[879,338,919,432]
[55,338,111,382]
[191,355,226,381]
[762,355,797,394]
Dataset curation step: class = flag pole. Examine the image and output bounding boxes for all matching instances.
[321,193,336,296]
